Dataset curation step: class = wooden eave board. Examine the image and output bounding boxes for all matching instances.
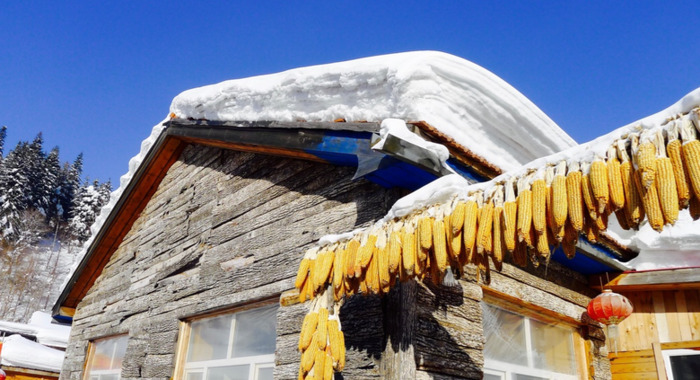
[600,268,700,292]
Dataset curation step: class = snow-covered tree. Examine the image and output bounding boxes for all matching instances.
[0,141,32,242]
[69,180,111,243]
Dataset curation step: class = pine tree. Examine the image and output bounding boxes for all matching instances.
[59,153,83,221]
[0,142,32,242]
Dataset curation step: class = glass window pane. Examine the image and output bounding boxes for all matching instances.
[85,335,129,379]
[256,367,273,380]
[111,336,129,370]
[484,372,504,380]
[231,306,277,358]
[188,314,234,362]
[529,319,575,374]
[514,374,548,380]
[206,365,249,380]
[185,372,203,380]
[670,355,700,379]
[482,303,528,366]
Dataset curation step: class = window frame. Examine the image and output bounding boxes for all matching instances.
[662,348,700,380]
[173,299,279,380]
[481,290,589,380]
[82,334,129,380]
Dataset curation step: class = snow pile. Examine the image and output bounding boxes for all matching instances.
[0,311,71,349]
[170,51,576,172]
[1,334,65,372]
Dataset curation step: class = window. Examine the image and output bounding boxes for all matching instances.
[662,348,700,380]
[84,335,129,380]
[481,303,580,380]
[176,304,278,380]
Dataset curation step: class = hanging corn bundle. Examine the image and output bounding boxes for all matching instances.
[292,106,700,379]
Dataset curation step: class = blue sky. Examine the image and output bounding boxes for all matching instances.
[1,1,698,184]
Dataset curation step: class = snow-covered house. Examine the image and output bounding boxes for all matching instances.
[0,312,70,380]
[52,51,698,380]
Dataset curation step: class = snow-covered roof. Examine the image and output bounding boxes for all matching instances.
[0,311,71,348]
[170,51,577,172]
[1,334,65,373]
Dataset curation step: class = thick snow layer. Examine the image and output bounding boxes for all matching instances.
[0,311,71,349]
[170,51,576,172]
[1,334,64,372]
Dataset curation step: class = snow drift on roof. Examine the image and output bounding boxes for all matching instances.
[0,311,71,349]
[1,334,64,373]
[170,51,576,172]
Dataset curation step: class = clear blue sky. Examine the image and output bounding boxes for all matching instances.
[2,1,698,185]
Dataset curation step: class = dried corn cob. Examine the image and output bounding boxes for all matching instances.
[355,231,377,275]
[619,139,644,228]
[323,348,334,380]
[433,213,449,273]
[634,169,664,232]
[517,174,534,246]
[299,311,319,351]
[388,222,402,275]
[535,227,550,260]
[566,161,585,231]
[691,195,700,220]
[344,239,360,280]
[476,195,494,255]
[513,239,528,268]
[531,173,547,235]
[552,161,568,238]
[614,208,631,230]
[501,178,518,253]
[295,250,313,290]
[562,221,578,259]
[402,220,416,276]
[491,186,505,271]
[377,228,391,293]
[653,129,679,225]
[667,121,691,208]
[301,334,316,372]
[581,162,598,220]
[317,307,329,350]
[332,244,345,291]
[681,113,700,200]
[419,215,433,252]
[315,247,335,293]
[607,145,625,211]
[463,196,479,261]
[313,348,326,380]
[589,157,609,215]
[636,129,657,190]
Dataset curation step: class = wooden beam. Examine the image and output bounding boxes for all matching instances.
[593,268,700,292]
[652,341,668,380]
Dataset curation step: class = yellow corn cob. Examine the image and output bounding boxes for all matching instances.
[682,140,700,201]
[634,170,664,232]
[295,258,311,290]
[433,217,448,272]
[401,226,416,276]
[463,199,479,259]
[323,348,333,380]
[315,249,335,292]
[388,228,402,275]
[562,222,577,259]
[419,216,433,251]
[344,239,360,279]
[619,160,644,228]
[491,205,505,272]
[589,158,610,215]
[377,241,391,294]
[535,226,550,259]
[531,176,547,235]
[566,162,584,231]
[366,249,380,294]
[317,308,329,350]
[516,175,533,245]
[594,210,608,232]
[332,246,345,292]
[356,234,377,274]
[450,201,467,235]
[503,178,518,252]
[607,145,625,211]
[476,200,494,255]
[552,161,568,237]
[313,348,326,380]
[584,217,599,243]
[327,319,342,365]
[335,328,346,371]
[299,311,319,351]
[636,132,657,190]
[667,138,691,208]
[654,130,679,225]
[302,331,318,372]
[298,277,310,303]
[428,250,442,285]
[690,195,700,220]
[580,163,598,220]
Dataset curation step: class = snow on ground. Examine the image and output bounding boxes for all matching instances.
[170,51,576,172]
[1,334,64,373]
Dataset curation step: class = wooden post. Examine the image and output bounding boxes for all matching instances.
[652,341,668,380]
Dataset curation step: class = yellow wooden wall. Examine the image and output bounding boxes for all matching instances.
[609,289,700,379]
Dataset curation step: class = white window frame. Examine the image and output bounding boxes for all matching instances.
[174,302,278,380]
[482,301,582,380]
[662,348,700,380]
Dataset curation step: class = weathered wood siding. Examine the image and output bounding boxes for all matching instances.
[60,145,403,380]
[609,289,700,379]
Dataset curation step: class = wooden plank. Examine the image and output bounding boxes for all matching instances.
[610,360,657,374]
[675,290,694,342]
[664,291,682,343]
[612,372,660,380]
[660,339,700,350]
[652,341,668,380]
[685,289,700,341]
[653,291,670,343]
[602,268,700,292]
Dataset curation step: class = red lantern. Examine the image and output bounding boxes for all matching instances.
[587,289,633,353]
[0,368,5,380]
